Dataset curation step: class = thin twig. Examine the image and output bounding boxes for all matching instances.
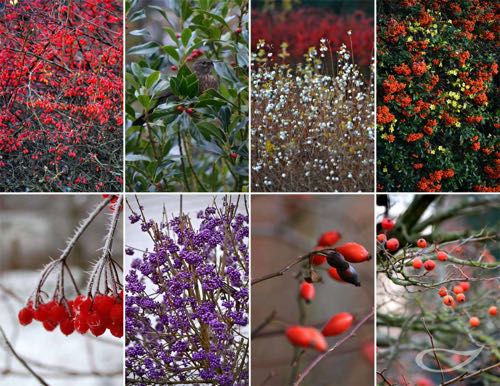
[0,325,50,386]
[293,308,374,386]
[251,253,312,286]
[439,361,500,386]
[422,317,445,384]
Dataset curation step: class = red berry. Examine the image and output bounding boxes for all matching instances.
[438,287,447,297]
[381,217,395,230]
[386,238,399,251]
[415,377,434,386]
[417,238,427,248]
[230,152,238,160]
[74,317,89,334]
[235,27,242,34]
[328,267,342,282]
[90,324,107,337]
[177,105,184,112]
[186,108,194,115]
[322,312,354,336]
[43,320,57,332]
[175,33,181,38]
[310,249,327,265]
[286,326,326,352]
[459,281,470,292]
[317,230,341,247]
[33,303,50,322]
[456,293,465,303]
[170,65,177,71]
[443,295,454,306]
[362,341,375,364]
[60,319,75,336]
[488,306,497,316]
[377,234,387,243]
[469,317,480,328]
[110,322,123,338]
[306,327,328,352]
[88,312,102,328]
[18,307,33,326]
[299,282,315,303]
[452,285,463,294]
[423,260,435,271]
[110,304,123,323]
[412,258,423,269]
[437,251,448,261]
[335,242,371,263]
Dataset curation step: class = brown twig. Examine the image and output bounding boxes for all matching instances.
[292,308,374,386]
[377,369,395,386]
[439,361,500,386]
[421,317,445,384]
[251,253,313,286]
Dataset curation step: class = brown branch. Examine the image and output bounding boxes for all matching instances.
[252,310,276,337]
[251,252,313,286]
[421,318,445,384]
[439,361,500,386]
[293,308,374,386]
[377,369,395,386]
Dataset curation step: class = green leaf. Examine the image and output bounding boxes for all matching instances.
[128,28,151,37]
[137,95,151,109]
[128,9,146,22]
[218,106,231,129]
[181,0,193,20]
[130,62,144,82]
[181,28,192,47]
[125,72,140,90]
[145,71,161,89]
[127,41,160,56]
[199,140,224,156]
[213,62,239,83]
[197,10,230,29]
[163,45,179,62]
[126,154,152,162]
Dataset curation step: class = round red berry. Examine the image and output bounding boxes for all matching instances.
[381,217,395,230]
[469,317,480,328]
[438,287,447,297]
[488,306,497,316]
[443,295,454,306]
[299,282,315,303]
[417,238,427,248]
[437,251,448,261]
[456,293,465,303]
[317,230,341,247]
[423,260,435,271]
[412,258,423,269]
[18,307,34,326]
[377,233,387,243]
[386,238,399,251]
[335,242,371,263]
[459,281,470,292]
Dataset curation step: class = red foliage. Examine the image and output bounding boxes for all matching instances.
[252,8,373,66]
[0,0,123,191]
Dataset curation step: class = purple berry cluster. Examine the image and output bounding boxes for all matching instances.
[125,197,249,385]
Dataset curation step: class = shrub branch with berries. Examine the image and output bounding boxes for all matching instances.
[18,195,124,338]
[376,194,499,385]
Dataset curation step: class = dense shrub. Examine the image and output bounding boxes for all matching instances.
[377,0,499,192]
[0,0,123,191]
[252,8,373,66]
[252,40,374,192]
[125,0,249,192]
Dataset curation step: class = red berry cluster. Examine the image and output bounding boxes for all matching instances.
[102,194,122,211]
[18,292,123,338]
[187,48,204,62]
[309,229,371,287]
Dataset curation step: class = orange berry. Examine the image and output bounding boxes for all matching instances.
[377,234,387,243]
[443,295,454,306]
[424,260,435,271]
[299,282,315,303]
[456,293,465,303]
[469,317,480,328]
[452,285,463,294]
[459,281,470,292]
[438,287,447,297]
[412,258,423,269]
[386,238,399,251]
[335,242,371,263]
[322,312,354,336]
[488,306,497,316]
[317,230,341,247]
[437,251,448,261]
[417,238,427,248]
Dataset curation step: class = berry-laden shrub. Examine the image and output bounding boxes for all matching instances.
[251,38,374,192]
[0,0,123,192]
[253,225,373,384]
[18,195,124,338]
[377,0,499,192]
[376,195,499,385]
[125,0,249,192]
[252,8,374,66]
[125,196,249,385]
